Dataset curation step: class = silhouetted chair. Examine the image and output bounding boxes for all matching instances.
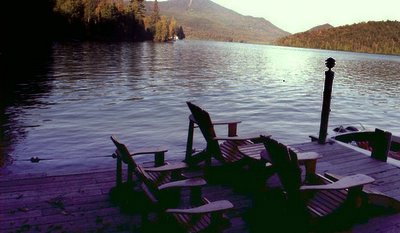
[186,101,267,166]
[137,164,234,233]
[111,135,234,232]
[110,135,189,207]
[260,135,375,231]
[111,135,187,188]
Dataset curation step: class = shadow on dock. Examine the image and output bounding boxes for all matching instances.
[0,168,397,232]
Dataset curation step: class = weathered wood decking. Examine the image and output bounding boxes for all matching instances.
[1,141,400,233]
[292,140,400,201]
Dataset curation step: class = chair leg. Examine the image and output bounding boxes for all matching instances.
[346,186,365,209]
[155,151,165,167]
[127,164,134,185]
[185,120,195,161]
[304,160,318,184]
[116,157,122,187]
[206,155,212,166]
[190,186,202,206]
[208,212,230,232]
[141,212,150,228]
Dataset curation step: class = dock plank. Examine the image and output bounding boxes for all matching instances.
[292,141,400,201]
[1,140,400,232]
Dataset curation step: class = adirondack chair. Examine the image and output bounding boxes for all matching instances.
[259,135,375,231]
[186,101,267,166]
[111,136,234,232]
[111,135,188,188]
[136,164,234,233]
[110,135,190,207]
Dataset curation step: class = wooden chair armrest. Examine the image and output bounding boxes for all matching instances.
[212,120,242,125]
[189,114,241,136]
[131,146,168,156]
[260,149,320,162]
[190,114,241,126]
[214,134,270,141]
[297,152,321,181]
[158,177,206,190]
[297,152,321,161]
[324,172,388,195]
[300,174,375,191]
[166,200,233,214]
[144,162,188,172]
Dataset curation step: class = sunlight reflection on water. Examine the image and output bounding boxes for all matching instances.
[2,41,400,175]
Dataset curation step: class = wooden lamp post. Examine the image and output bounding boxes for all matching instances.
[318,57,336,144]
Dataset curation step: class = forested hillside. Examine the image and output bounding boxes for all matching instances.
[277,21,400,55]
[146,0,290,44]
[307,24,333,32]
[52,0,150,41]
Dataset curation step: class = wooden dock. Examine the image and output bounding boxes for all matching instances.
[292,140,400,201]
[1,140,400,233]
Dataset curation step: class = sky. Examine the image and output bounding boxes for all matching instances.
[211,0,400,33]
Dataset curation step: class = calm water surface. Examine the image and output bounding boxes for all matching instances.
[1,40,400,175]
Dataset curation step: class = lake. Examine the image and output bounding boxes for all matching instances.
[1,40,400,176]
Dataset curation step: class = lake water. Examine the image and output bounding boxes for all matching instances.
[1,40,400,176]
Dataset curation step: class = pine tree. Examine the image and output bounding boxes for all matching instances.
[169,17,177,39]
[83,0,99,24]
[54,0,84,23]
[150,0,160,30]
[95,0,120,21]
[176,26,185,40]
[154,16,169,42]
[129,0,145,21]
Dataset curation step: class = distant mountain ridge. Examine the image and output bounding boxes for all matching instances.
[145,0,290,44]
[277,21,400,55]
[307,23,334,32]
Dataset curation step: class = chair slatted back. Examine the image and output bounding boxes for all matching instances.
[261,136,302,200]
[186,102,223,159]
[111,135,138,169]
[111,136,173,187]
[261,136,355,219]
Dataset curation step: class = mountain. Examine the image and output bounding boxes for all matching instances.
[145,0,290,44]
[276,21,400,55]
[307,23,334,32]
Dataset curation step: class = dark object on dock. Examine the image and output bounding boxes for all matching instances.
[318,57,336,144]
[332,128,394,162]
[185,101,268,166]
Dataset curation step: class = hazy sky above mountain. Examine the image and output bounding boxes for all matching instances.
[211,0,400,33]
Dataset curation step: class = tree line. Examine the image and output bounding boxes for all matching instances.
[53,0,185,42]
[276,21,400,55]
[0,0,186,84]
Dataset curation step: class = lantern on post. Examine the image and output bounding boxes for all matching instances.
[318,57,336,144]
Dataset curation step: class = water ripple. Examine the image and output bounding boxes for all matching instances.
[2,41,400,175]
